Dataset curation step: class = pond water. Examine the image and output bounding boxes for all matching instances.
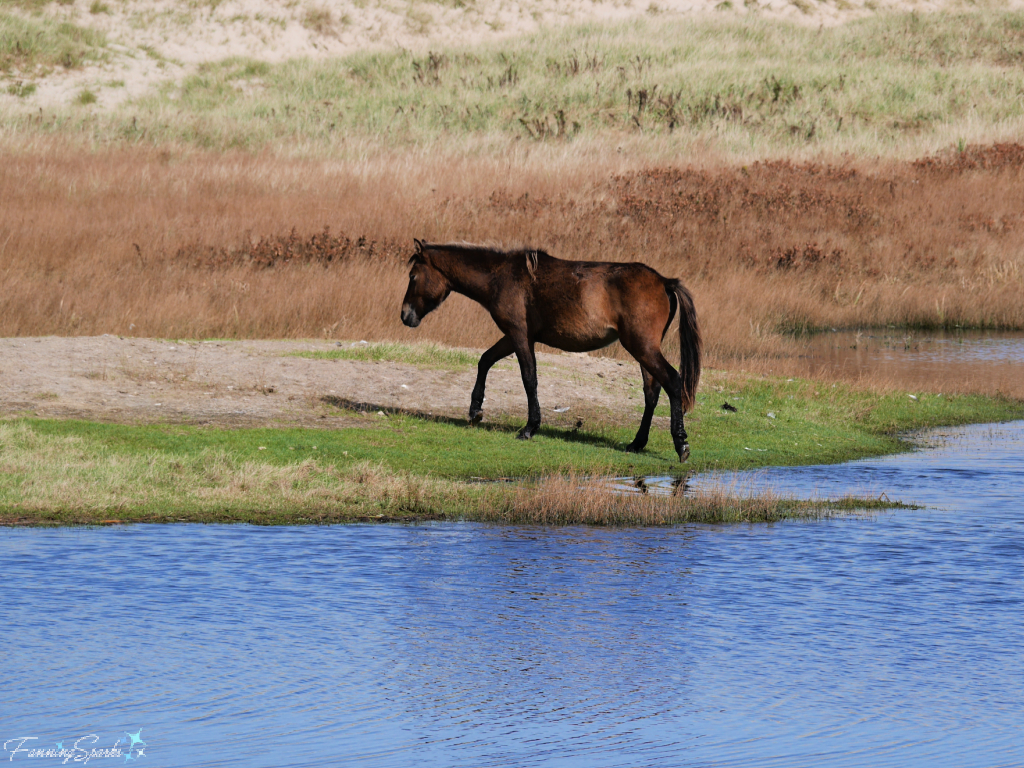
[791,329,1024,391]
[3,423,1023,767]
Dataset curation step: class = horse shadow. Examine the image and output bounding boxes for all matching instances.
[320,396,630,452]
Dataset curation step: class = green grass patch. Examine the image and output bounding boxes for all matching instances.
[0,13,106,73]
[11,375,1023,481]
[0,416,908,527]
[6,80,36,97]
[290,341,481,369]
[75,87,97,105]
[0,371,1017,525]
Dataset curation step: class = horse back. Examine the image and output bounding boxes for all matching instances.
[534,256,668,311]
[526,256,672,351]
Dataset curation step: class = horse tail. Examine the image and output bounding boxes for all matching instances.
[666,279,702,412]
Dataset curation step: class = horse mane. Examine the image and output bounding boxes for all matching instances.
[413,241,548,278]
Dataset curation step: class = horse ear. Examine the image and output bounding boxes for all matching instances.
[409,240,426,267]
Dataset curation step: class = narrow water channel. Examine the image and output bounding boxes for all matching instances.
[791,328,1024,392]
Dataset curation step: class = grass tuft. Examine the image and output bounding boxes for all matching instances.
[291,341,481,368]
[301,5,338,36]
[0,13,106,72]
[6,80,36,97]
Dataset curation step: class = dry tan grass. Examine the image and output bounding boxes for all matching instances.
[2,139,1023,396]
[485,471,793,525]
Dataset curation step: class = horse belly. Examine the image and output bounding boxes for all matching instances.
[534,273,623,352]
[537,323,619,353]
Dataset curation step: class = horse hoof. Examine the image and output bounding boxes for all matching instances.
[678,444,690,463]
[469,412,483,426]
[516,429,533,441]
[624,442,644,454]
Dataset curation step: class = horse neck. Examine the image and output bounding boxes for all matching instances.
[429,247,495,303]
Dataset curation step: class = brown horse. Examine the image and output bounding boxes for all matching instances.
[400,240,701,461]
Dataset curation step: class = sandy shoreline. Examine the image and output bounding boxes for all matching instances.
[0,335,650,430]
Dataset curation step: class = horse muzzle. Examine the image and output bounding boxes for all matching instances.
[401,306,420,328]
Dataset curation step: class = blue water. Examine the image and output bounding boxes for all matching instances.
[2,422,1023,767]
[703,421,1024,510]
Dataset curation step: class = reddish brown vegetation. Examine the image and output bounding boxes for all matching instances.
[1,142,1023,395]
[181,227,404,270]
[910,142,1024,175]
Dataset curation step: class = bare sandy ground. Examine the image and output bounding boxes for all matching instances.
[5,0,1019,110]
[0,335,656,430]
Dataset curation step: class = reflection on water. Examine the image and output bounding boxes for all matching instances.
[3,424,1023,768]
[792,328,1024,391]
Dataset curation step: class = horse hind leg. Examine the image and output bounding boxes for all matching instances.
[620,341,688,462]
[625,366,661,453]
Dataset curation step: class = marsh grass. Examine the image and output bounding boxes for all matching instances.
[3,142,1024,397]
[0,420,456,523]
[0,420,907,526]
[504,471,785,526]
[483,471,907,526]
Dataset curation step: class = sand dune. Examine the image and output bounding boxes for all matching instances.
[5,0,1020,109]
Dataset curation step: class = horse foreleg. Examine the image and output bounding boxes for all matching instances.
[513,338,541,440]
[469,336,515,426]
[625,366,662,453]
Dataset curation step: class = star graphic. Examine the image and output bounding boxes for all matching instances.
[56,742,63,750]
[125,730,146,749]
[137,749,145,757]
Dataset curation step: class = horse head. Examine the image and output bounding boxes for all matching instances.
[401,239,451,328]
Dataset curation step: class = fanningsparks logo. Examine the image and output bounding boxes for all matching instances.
[3,730,148,764]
